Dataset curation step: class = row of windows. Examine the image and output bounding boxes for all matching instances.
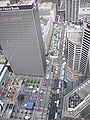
[69,48,74,51]
[69,46,74,50]
[69,48,74,52]
[69,54,74,58]
[80,61,86,68]
[80,59,87,67]
[84,30,90,36]
[83,42,89,49]
[69,57,74,61]
[80,64,86,70]
[69,51,74,54]
[69,41,74,46]
[69,44,74,47]
[82,45,89,52]
[82,48,89,54]
[80,62,86,69]
[84,32,90,37]
[81,52,88,59]
[80,60,86,67]
[85,29,90,34]
[83,38,90,45]
[80,65,86,73]
[80,53,87,60]
[84,35,90,41]
[69,45,74,48]
[84,34,90,39]
[80,69,84,74]
[69,42,74,47]
[80,58,87,65]
[82,50,89,56]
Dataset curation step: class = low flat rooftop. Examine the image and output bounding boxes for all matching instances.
[0,0,37,11]
[67,25,82,45]
[63,77,90,118]
[38,2,53,10]
[0,0,36,6]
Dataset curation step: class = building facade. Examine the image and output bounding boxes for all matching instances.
[65,0,80,23]
[67,16,90,82]
[79,16,90,74]
[0,0,46,76]
[67,25,83,81]
[65,0,90,23]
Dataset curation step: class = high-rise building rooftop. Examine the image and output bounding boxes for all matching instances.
[63,77,90,118]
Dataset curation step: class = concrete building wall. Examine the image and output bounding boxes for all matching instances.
[0,5,46,76]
